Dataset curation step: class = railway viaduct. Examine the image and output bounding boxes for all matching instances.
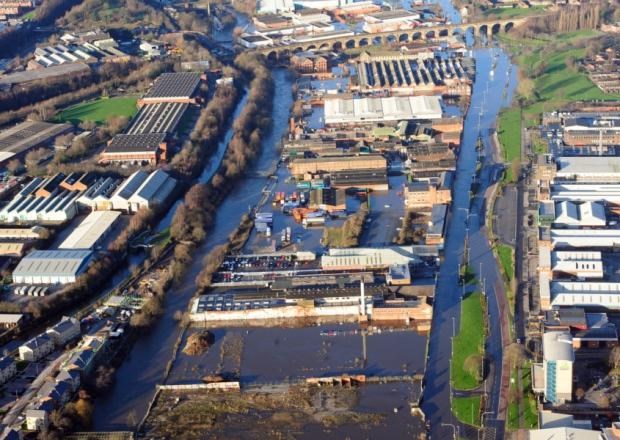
[258,16,534,60]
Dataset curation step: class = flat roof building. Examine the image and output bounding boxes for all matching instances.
[324,96,442,125]
[550,229,620,248]
[330,168,389,191]
[552,183,620,204]
[59,210,121,249]
[555,157,620,182]
[290,155,386,176]
[13,249,93,285]
[138,72,201,106]
[541,280,620,309]
[0,121,72,165]
[541,331,574,404]
[100,132,168,165]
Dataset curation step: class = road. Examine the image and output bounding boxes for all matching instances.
[421,46,518,439]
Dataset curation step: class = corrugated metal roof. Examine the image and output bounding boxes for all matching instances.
[59,210,121,249]
[13,249,92,277]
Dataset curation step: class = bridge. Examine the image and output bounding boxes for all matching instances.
[258,16,533,60]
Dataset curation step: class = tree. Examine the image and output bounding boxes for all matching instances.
[517,76,535,105]
[6,159,23,175]
[609,345,620,370]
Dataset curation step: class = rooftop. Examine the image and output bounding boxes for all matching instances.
[106,133,166,153]
[143,72,201,100]
[13,249,92,278]
[543,331,574,362]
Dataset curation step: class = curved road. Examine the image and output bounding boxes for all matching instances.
[421,46,517,439]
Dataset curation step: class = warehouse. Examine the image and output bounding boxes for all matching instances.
[290,155,386,176]
[540,280,620,309]
[353,52,472,96]
[0,121,72,165]
[538,248,604,279]
[110,169,177,212]
[403,180,451,209]
[0,242,30,257]
[555,157,620,183]
[13,249,93,284]
[553,201,606,227]
[321,246,424,270]
[0,226,47,240]
[551,183,620,204]
[551,229,620,248]
[324,95,442,125]
[0,176,82,223]
[59,210,121,249]
[308,188,346,212]
[330,168,389,191]
[125,102,188,135]
[76,177,121,211]
[99,133,168,165]
[138,72,202,106]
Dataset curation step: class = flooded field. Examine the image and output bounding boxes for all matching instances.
[167,323,428,385]
[144,382,426,439]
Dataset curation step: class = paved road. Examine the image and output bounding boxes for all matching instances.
[422,46,517,439]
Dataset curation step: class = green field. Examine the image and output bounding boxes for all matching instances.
[497,244,514,282]
[451,292,486,390]
[452,396,481,427]
[482,6,545,19]
[497,30,620,127]
[498,107,521,163]
[57,96,138,125]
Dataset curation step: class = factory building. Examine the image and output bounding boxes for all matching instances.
[321,246,423,270]
[99,133,168,165]
[553,201,606,227]
[353,52,472,96]
[550,229,620,249]
[137,72,202,106]
[77,177,121,211]
[308,188,346,212]
[362,10,420,33]
[551,183,620,204]
[330,169,389,191]
[562,115,620,147]
[0,121,72,165]
[12,249,93,284]
[403,180,451,209]
[555,157,620,183]
[0,176,82,223]
[540,279,620,309]
[538,248,604,279]
[59,210,121,250]
[324,95,443,125]
[110,169,177,213]
[290,155,386,176]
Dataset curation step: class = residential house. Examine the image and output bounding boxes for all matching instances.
[0,356,16,385]
[18,334,53,362]
[46,316,80,347]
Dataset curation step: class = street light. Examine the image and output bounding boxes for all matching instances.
[441,422,457,440]
[479,412,495,440]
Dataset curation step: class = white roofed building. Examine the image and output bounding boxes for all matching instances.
[110,169,176,212]
[555,157,620,183]
[13,249,92,284]
[538,331,574,404]
[59,210,120,249]
[324,96,442,125]
[553,201,606,227]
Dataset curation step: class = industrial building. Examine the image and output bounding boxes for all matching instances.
[321,246,427,270]
[330,168,389,191]
[99,133,168,165]
[426,203,447,246]
[555,157,620,183]
[0,121,72,165]
[0,63,90,88]
[540,279,620,309]
[125,102,188,136]
[553,201,606,227]
[32,41,128,69]
[550,229,620,249]
[562,114,620,147]
[538,248,604,279]
[353,51,472,96]
[324,95,443,125]
[403,180,451,209]
[0,226,47,240]
[308,188,346,212]
[532,331,574,404]
[110,169,177,212]
[362,9,420,33]
[59,210,121,249]
[0,176,82,223]
[551,183,620,204]
[138,72,202,106]
[290,155,386,176]
[12,249,93,284]
[77,177,121,210]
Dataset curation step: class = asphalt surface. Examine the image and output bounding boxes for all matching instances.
[421,46,518,440]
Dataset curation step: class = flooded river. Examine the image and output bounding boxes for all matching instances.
[94,5,519,437]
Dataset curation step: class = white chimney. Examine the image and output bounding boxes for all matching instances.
[360,280,366,316]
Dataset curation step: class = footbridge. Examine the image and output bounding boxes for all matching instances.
[258,16,534,59]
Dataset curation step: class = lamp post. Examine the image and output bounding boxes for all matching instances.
[441,422,457,440]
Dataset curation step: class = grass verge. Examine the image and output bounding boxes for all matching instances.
[452,396,481,427]
[496,244,514,282]
[451,292,486,390]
